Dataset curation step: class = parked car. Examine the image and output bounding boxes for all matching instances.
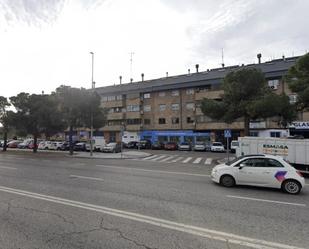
[102,142,122,153]
[211,154,305,195]
[17,139,33,149]
[85,138,106,152]
[38,141,47,150]
[211,142,225,152]
[0,140,3,147]
[138,140,152,149]
[7,140,22,148]
[74,142,87,151]
[126,141,139,149]
[164,142,178,150]
[49,141,65,150]
[193,142,207,151]
[151,141,164,150]
[178,142,191,151]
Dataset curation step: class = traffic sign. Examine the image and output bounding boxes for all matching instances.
[224,129,232,138]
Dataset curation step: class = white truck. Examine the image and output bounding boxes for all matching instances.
[236,136,309,173]
[85,137,106,152]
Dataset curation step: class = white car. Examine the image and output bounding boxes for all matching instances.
[49,141,64,150]
[211,154,305,194]
[230,140,239,153]
[211,142,225,152]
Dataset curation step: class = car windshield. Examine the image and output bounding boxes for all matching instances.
[231,141,239,146]
[213,142,222,146]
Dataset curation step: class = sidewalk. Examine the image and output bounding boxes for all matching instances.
[72,151,151,159]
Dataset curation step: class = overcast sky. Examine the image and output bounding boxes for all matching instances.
[1,0,308,97]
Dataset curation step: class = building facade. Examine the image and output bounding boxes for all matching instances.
[93,55,307,143]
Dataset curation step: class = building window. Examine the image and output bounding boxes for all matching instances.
[127,105,140,112]
[268,79,279,90]
[171,90,179,96]
[116,95,122,100]
[171,117,179,124]
[159,118,166,124]
[171,103,179,111]
[108,120,123,126]
[143,105,151,112]
[144,119,151,125]
[249,131,259,137]
[126,119,141,125]
[187,117,194,123]
[159,91,166,97]
[289,94,297,104]
[102,96,108,102]
[107,95,116,101]
[186,102,195,110]
[186,88,194,95]
[159,104,166,111]
[143,93,151,99]
[108,108,114,114]
[270,132,281,138]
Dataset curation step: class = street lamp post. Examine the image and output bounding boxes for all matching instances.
[90,52,94,156]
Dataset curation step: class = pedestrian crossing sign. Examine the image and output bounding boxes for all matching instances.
[224,129,232,138]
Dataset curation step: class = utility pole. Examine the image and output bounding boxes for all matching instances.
[129,52,134,80]
[90,52,94,156]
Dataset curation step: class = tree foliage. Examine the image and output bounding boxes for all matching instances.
[201,68,296,135]
[53,85,106,154]
[9,93,65,152]
[0,96,11,151]
[285,53,309,110]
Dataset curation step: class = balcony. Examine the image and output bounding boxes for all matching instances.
[195,90,224,100]
[126,112,141,119]
[107,112,124,120]
[126,124,141,131]
[196,121,244,130]
[102,125,122,131]
[101,100,123,108]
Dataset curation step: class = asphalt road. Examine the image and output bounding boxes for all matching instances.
[0,151,308,249]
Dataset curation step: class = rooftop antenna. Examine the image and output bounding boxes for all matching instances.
[129,52,135,79]
[221,48,225,67]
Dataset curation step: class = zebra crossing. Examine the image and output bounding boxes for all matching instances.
[133,154,214,165]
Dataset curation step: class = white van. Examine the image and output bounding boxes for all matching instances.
[85,137,106,152]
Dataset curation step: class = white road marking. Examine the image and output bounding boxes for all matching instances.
[182,157,192,163]
[0,166,17,170]
[150,155,166,161]
[0,185,302,249]
[205,158,212,165]
[70,175,104,181]
[171,157,183,162]
[193,158,202,164]
[159,156,174,162]
[227,195,306,207]
[96,165,210,177]
[142,155,159,160]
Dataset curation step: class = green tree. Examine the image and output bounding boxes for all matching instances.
[201,68,296,136]
[285,53,309,110]
[0,96,11,151]
[10,93,65,153]
[53,85,106,155]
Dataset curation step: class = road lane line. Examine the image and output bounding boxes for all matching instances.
[0,185,302,249]
[142,155,159,160]
[96,165,210,177]
[226,195,306,207]
[182,157,192,163]
[159,156,175,162]
[205,158,212,165]
[0,166,17,170]
[150,155,166,161]
[70,175,104,181]
[193,158,202,164]
[171,157,183,162]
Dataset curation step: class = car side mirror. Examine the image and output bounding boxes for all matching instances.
[238,163,246,169]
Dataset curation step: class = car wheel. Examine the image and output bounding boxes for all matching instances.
[282,180,301,195]
[220,175,235,187]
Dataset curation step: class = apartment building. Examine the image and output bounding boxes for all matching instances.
[94,55,306,143]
